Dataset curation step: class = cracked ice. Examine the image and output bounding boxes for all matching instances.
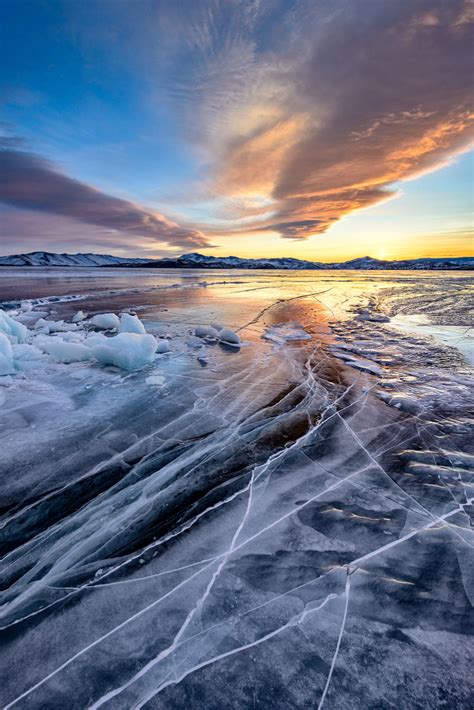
[0,267,473,709]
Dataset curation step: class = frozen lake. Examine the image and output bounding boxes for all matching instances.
[0,268,473,708]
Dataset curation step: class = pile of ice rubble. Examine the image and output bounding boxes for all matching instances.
[0,308,241,376]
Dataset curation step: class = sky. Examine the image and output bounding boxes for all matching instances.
[0,0,473,261]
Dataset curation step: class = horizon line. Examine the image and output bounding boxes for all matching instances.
[1,249,473,264]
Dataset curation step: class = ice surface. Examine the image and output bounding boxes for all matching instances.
[0,267,472,709]
[264,322,312,344]
[357,308,390,323]
[390,313,474,365]
[146,372,166,387]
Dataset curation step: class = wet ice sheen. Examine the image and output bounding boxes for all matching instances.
[0,268,473,709]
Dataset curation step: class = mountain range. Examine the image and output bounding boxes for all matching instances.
[0,251,472,270]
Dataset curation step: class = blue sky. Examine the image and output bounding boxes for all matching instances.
[1,0,472,259]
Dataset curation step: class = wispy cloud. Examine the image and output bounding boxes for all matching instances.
[159,0,473,241]
[1,0,473,254]
[0,142,210,250]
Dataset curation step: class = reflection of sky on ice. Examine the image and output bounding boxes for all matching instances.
[0,268,473,709]
[390,313,474,365]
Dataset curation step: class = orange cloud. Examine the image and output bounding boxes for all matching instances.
[215,115,306,198]
[173,0,474,242]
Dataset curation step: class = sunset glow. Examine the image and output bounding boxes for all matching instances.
[1,0,472,259]
[1,4,473,706]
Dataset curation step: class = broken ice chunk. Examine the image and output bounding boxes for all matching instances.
[72,310,87,323]
[195,325,219,339]
[186,335,203,348]
[0,310,28,343]
[118,313,146,334]
[218,328,241,346]
[197,345,208,366]
[91,313,120,330]
[35,318,79,333]
[85,333,107,348]
[385,393,421,414]
[155,339,170,354]
[59,331,84,342]
[91,333,158,371]
[11,343,47,370]
[44,340,94,364]
[0,333,15,376]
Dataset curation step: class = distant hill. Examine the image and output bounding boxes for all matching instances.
[0,250,472,270]
[0,251,151,267]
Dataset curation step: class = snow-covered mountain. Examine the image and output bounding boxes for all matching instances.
[159,253,474,270]
[0,251,150,267]
[175,253,324,269]
[0,250,472,270]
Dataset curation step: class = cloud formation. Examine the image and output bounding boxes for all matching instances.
[1,0,473,254]
[0,143,210,249]
[159,0,473,241]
